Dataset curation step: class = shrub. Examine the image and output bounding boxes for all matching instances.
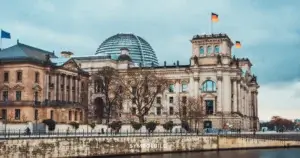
[163,121,174,132]
[69,122,79,130]
[42,119,56,131]
[181,121,190,132]
[108,121,122,132]
[146,121,157,133]
[89,122,96,130]
[131,121,142,131]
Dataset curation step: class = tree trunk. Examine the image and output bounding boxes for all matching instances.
[138,116,145,124]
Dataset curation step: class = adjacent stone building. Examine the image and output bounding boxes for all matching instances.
[0,41,89,124]
[75,33,260,130]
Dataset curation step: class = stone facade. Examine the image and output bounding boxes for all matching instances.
[0,42,89,124]
[75,33,260,130]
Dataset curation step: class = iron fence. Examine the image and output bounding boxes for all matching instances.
[1,129,300,141]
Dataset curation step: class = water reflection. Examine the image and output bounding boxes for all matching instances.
[111,148,300,158]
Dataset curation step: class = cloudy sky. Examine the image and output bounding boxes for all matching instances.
[1,0,300,121]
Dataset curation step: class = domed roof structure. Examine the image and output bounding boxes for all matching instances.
[96,33,158,67]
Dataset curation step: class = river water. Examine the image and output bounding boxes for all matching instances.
[111,148,300,158]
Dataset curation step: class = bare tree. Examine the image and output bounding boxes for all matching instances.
[121,69,169,124]
[91,66,124,124]
[176,96,205,130]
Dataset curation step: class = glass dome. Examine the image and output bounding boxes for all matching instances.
[95,33,159,67]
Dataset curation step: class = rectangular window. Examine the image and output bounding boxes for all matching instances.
[1,109,7,120]
[169,96,174,103]
[15,109,21,120]
[132,98,136,104]
[169,84,175,93]
[156,97,161,104]
[131,107,136,115]
[2,91,8,101]
[75,111,78,121]
[169,107,174,115]
[182,96,187,104]
[34,92,38,101]
[205,100,214,115]
[80,111,83,121]
[16,91,22,101]
[156,107,161,115]
[69,111,72,121]
[132,86,137,95]
[157,85,162,93]
[48,92,51,101]
[35,72,40,83]
[50,110,54,120]
[4,72,9,82]
[16,71,22,82]
[34,109,38,120]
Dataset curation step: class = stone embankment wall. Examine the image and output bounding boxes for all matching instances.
[0,136,299,157]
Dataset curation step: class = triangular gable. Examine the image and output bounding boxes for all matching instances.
[61,58,81,72]
[13,84,25,91]
[0,85,11,91]
[201,93,216,98]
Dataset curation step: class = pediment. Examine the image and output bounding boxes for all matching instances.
[201,93,216,98]
[62,59,80,72]
[0,85,11,91]
[13,84,25,91]
[32,84,42,91]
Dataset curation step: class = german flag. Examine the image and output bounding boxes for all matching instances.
[235,41,241,48]
[211,13,219,22]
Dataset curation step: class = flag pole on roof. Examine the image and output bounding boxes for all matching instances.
[0,29,11,50]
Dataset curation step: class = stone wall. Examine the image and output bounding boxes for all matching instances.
[0,136,299,158]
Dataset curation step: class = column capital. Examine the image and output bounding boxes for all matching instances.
[230,76,238,81]
[193,77,199,81]
[217,76,223,81]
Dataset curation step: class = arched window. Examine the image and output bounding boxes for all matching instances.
[214,45,220,53]
[207,46,212,55]
[169,84,175,93]
[199,46,204,55]
[201,80,216,92]
[181,82,188,92]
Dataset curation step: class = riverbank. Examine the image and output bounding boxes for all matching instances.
[1,135,300,157]
[102,148,300,158]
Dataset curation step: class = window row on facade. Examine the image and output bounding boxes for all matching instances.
[199,45,220,55]
[3,71,40,83]
[168,80,216,93]
[1,109,84,122]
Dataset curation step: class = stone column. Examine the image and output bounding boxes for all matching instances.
[245,89,249,116]
[189,75,194,96]
[255,92,258,117]
[53,74,57,101]
[78,78,82,103]
[216,76,222,112]
[232,78,238,112]
[70,76,73,102]
[46,73,49,100]
[237,80,241,112]
[175,80,180,94]
[57,74,61,100]
[75,77,78,102]
[64,75,67,101]
[194,77,199,97]
[222,74,231,112]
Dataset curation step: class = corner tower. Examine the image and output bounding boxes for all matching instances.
[190,33,234,66]
[191,33,234,57]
